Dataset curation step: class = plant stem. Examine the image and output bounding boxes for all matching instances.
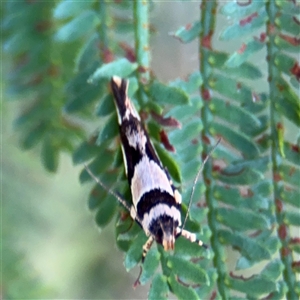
[266,1,297,299]
[199,1,229,299]
[133,0,150,104]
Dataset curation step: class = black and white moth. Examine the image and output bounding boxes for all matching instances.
[85,76,216,273]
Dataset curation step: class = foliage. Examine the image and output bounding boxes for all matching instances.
[2,0,300,299]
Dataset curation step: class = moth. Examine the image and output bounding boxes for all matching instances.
[84,76,219,281]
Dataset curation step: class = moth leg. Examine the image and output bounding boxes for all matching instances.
[142,236,154,263]
[133,236,154,288]
[180,229,208,249]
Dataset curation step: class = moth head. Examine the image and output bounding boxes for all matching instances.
[158,217,177,251]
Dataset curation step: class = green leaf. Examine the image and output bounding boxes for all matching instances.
[228,275,277,297]
[79,150,116,183]
[154,142,182,183]
[64,84,103,113]
[148,274,169,300]
[216,207,270,231]
[181,157,202,182]
[75,33,101,72]
[261,259,284,281]
[283,142,300,166]
[149,81,189,105]
[96,94,115,117]
[285,211,300,226]
[174,236,207,259]
[251,180,272,197]
[88,58,138,83]
[95,194,117,228]
[216,166,264,185]
[208,51,262,79]
[275,53,297,76]
[168,274,199,300]
[210,97,261,128]
[3,29,34,55]
[214,185,269,211]
[221,1,264,18]
[226,156,270,175]
[170,21,201,43]
[169,119,202,146]
[225,38,265,68]
[41,136,59,173]
[211,122,260,159]
[116,219,141,252]
[166,96,202,122]
[88,184,106,210]
[280,164,300,187]
[275,96,300,127]
[170,72,202,94]
[139,248,160,285]
[55,10,100,42]
[277,13,300,35]
[220,9,267,41]
[167,256,209,285]
[72,139,99,165]
[281,189,300,209]
[219,230,271,262]
[209,73,253,104]
[96,113,119,144]
[124,231,147,271]
[177,142,202,163]
[20,124,47,150]
[53,0,93,19]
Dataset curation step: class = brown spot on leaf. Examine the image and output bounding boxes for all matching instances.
[289,166,296,177]
[290,237,300,245]
[238,43,247,54]
[240,12,258,26]
[210,291,217,300]
[237,0,252,6]
[151,111,181,128]
[160,130,175,152]
[276,122,284,130]
[293,16,300,26]
[281,247,290,257]
[137,65,148,73]
[212,164,221,172]
[35,21,52,32]
[47,64,60,77]
[292,261,300,269]
[119,42,136,62]
[291,62,300,81]
[291,144,300,153]
[185,23,192,30]
[202,135,210,145]
[230,272,255,280]
[202,31,213,49]
[201,88,211,100]
[275,199,283,213]
[259,32,267,42]
[99,44,114,63]
[279,33,300,46]
[278,224,287,239]
[273,172,282,182]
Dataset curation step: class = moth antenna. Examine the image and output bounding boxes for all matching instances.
[182,138,221,230]
[83,163,131,213]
